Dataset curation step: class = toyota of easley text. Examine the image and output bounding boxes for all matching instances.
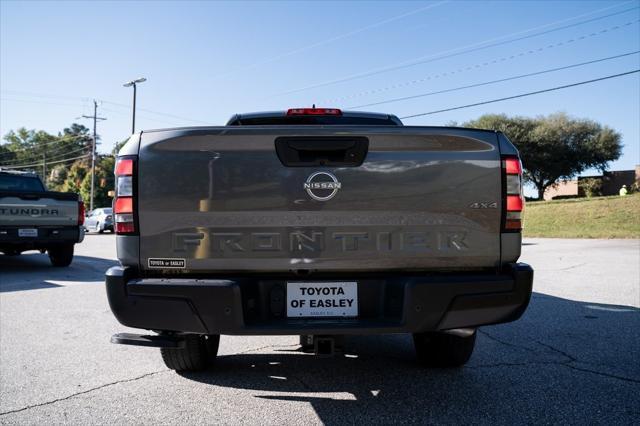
[0,169,85,267]
[106,108,533,371]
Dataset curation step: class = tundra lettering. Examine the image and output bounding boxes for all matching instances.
[0,207,60,216]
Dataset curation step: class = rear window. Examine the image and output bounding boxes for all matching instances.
[227,116,400,126]
[0,174,45,192]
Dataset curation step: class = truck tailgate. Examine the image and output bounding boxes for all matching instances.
[0,192,79,227]
[137,127,503,272]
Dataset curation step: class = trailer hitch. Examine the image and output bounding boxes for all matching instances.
[110,332,185,348]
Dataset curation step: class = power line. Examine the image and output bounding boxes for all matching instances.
[1,154,90,169]
[0,146,91,167]
[0,97,86,108]
[100,106,188,127]
[39,140,92,157]
[349,51,640,109]
[326,20,640,105]
[41,146,89,163]
[212,0,450,80]
[0,135,91,157]
[0,134,91,159]
[400,69,640,119]
[0,145,89,166]
[0,90,90,102]
[0,92,210,125]
[272,4,640,97]
[99,100,210,125]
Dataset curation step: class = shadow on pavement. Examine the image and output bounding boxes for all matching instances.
[181,294,640,424]
[0,253,117,293]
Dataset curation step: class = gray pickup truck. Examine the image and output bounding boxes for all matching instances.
[107,108,533,371]
[0,169,85,266]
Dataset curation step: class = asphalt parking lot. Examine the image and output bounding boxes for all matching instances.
[1,236,638,424]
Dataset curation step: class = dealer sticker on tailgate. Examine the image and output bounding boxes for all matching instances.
[148,258,186,269]
[287,282,358,318]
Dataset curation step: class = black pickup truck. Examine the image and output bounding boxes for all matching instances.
[106,108,533,371]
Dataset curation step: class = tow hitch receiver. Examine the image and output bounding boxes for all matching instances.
[313,335,344,357]
[111,332,185,348]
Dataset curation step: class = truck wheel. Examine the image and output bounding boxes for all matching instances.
[160,334,220,372]
[413,329,476,368]
[98,222,104,234]
[48,244,74,267]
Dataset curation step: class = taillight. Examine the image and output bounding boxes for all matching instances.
[286,108,342,116]
[114,157,137,235]
[503,156,524,231]
[78,201,85,226]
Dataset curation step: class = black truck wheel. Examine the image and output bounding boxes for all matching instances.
[48,244,74,267]
[413,329,476,368]
[161,334,220,372]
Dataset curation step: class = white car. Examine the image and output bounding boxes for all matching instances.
[84,208,114,233]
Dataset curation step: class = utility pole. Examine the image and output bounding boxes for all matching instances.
[42,153,46,181]
[82,100,106,212]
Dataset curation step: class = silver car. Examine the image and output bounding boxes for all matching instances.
[84,208,113,233]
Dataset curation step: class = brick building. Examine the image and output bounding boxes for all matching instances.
[543,165,640,200]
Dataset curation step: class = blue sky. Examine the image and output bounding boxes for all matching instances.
[1,0,639,177]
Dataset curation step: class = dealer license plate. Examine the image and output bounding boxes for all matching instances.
[18,229,38,237]
[287,281,358,318]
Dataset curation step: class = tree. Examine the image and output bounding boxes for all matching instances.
[0,143,16,164]
[1,123,92,185]
[62,161,88,195]
[47,164,69,192]
[465,113,622,199]
[79,155,115,208]
[60,123,93,162]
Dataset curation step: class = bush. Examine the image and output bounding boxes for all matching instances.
[581,178,603,198]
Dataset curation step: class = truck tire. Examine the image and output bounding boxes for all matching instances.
[98,222,104,234]
[48,244,74,267]
[413,329,476,368]
[160,334,220,372]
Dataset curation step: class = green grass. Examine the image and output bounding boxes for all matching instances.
[523,193,640,238]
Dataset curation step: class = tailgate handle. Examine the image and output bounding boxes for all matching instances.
[275,136,369,167]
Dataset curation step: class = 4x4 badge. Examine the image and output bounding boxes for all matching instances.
[469,202,498,209]
[303,172,341,201]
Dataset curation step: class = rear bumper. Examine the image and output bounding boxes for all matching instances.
[105,264,533,335]
[0,226,83,252]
